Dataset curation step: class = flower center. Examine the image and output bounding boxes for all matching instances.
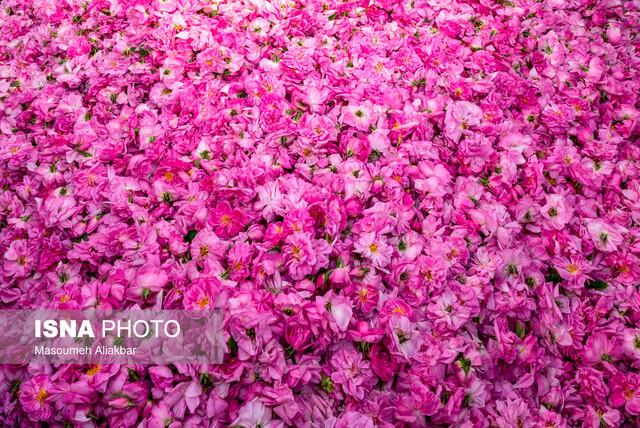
[36,388,48,405]
[220,214,232,227]
[358,288,369,303]
[600,232,609,244]
[86,365,100,377]
[291,246,302,261]
[624,388,635,400]
[392,307,406,316]
[197,296,210,309]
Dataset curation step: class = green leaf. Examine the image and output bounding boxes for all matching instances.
[184,229,198,243]
[77,147,92,157]
[199,372,213,390]
[320,374,334,392]
[457,355,472,375]
[127,368,139,381]
[72,232,90,243]
[368,150,382,162]
[462,393,472,408]
[585,279,608,291]
[10,380,20,398]
[545,268,562,284]
[599,90,608,104]
[137,46,151,59]
[515,321,526,339]
[227,336,238,357]
[398,239,407,251]
[357,341,370,355]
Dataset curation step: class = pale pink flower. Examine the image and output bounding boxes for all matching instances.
[355,232,393,268]
[586,220,627,252]
[330,346,374,400]
[444,101,483,143]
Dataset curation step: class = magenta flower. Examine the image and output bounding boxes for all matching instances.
[541,194,573,230]
[610,374,640,415]
[586,220,627,253]
[355,232,393,269]
[183,277,222,310]
[1,0,640,425]
[129,262,169,299]
[316,291,353,333]
[232,399,272,428]
[210,201,245,238]
[623,329,640,360]
[190,229,227,263]
[444,101,483,143]
[340,101,377,132]
[285,313,312,352]
[584,332,620,365]
[283,232,317,280]
[330,346,374,400]
[18,375,53,421]
[3,239,34,278]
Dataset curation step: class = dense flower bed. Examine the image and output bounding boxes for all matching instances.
[1,0,640,426]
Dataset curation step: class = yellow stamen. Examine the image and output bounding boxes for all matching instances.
[291,246,302,261]
[86,365,100,377]
[36,388,48,404]
[392,307,406,315]
[220,214,232,227]
[358,288,369,303]
[197,296,209,309]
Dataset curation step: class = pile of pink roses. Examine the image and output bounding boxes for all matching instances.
[1,0,640,426]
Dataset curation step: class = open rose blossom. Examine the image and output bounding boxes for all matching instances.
[0,0,640,426]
